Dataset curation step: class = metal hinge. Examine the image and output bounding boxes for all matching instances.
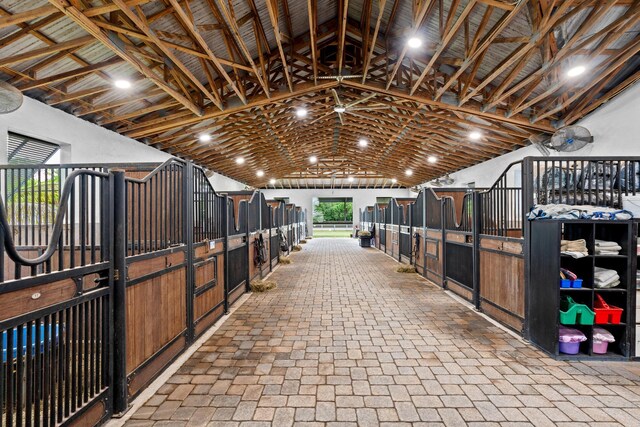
[114,269,120,281]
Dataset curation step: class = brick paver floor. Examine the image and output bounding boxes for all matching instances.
[126,238,640,426]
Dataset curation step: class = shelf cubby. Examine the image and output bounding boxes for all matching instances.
[529,219,634,360]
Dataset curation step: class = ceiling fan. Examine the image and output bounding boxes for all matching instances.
[310,89,389,125]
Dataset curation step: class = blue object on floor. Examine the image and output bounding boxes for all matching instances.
[2,324,61,363]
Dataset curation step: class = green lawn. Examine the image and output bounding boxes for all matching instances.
[312,229,353,238]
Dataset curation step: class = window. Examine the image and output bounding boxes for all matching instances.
[7,132,60,165]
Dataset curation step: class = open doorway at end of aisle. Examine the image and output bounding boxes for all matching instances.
[312,197,353,237]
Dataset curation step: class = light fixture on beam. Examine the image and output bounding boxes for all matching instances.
[269,178,276,185]
[469,131,482,141]
[295,108,308,118]
[334,106,346,113]
[236,157,245,165]
[567,65,586,78]
[309,155,317,164]
[358,138,368,147]
[405,169,413,176]
[391,178,397,184]
[428,156,437,163]
[198,134,211,142]
[114,79,132,89]
[256,170,264,177]
[347,176,355,182]
[407,37,422,49]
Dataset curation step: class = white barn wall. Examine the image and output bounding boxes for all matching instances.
[428,81,640,188]
[0,97,246,191]
[261,187,414,236]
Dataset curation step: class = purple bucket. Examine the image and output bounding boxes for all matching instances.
[559,341,580,354]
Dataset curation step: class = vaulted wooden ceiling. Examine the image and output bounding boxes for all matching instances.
[1,0,639,188]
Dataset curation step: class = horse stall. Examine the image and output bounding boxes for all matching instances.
[477,165,525,332]
[122,159,196,402]
[285,204,295,251]
[396,198,415,264]
[267,200,285,267]
[0,163,114,426]
[374,203,386,250]
[191,167,227,339]
[424,189,445,287]
[224,192,251,307]
[442,191,476,303]
[247,192,270,281]
[411,192,425,276]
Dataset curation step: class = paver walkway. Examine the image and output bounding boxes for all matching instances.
[125,238,640,426]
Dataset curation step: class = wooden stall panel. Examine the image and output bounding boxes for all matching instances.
[194,255,225,336]
[479,238,525,331]
[0,278,77,322]
[125,266,187,374]
[127,251,185,281]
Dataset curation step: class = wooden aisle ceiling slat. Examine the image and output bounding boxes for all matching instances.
[0,0,639,188]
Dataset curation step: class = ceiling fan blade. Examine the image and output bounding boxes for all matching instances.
[309,111,335,125]
[345,93,376,109]
[331,89,342,106]
[349,106,390,111]
[338,112,345,126]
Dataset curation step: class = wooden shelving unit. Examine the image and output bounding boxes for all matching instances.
[529,220,636,360]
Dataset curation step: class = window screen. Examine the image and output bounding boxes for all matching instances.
[7,132,60,165]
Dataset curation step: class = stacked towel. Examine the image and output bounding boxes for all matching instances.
[561,239,588,258]
[595,239,622,255]
[594,266,620,288]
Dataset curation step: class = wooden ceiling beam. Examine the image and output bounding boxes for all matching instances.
[117,0,224,109]
[410,0,476,95]
[0,35,95,67]
[214,0,271,97]
[435,1,527,100]
[48,0,204,115]
[361,0,387,84]
[386,0,435,89]
[265,0,294,92]
[17,57,123,91]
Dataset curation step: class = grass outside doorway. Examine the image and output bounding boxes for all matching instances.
[312,229,353,238]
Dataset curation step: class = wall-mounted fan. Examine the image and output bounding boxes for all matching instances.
[430,174,454,187]
[310,89,389,125]
[529,126,594,156]
[0,81,23,114]
[550,126,594,152]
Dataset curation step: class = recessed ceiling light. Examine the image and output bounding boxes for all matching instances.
[295,108,308,118]
[567,65,586,77]
[334,106,346,113]
[469,131,482,141]
[198,134,211,142]
[114,79,132,89]
[428,156,437,163]
[358,138,368,147]
[407,37,422,48]
[256,170,264,177]
[405,169,413,176]
[348,176,355,182]
[309,155,317,164]
[391,178,397,184]
[236,157,245,165]
[269,178,276,185]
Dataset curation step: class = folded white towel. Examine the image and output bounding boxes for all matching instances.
[595,239,621,248]
[594,267,618,282]
[595,279,620,289]
[595,249,621,255]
